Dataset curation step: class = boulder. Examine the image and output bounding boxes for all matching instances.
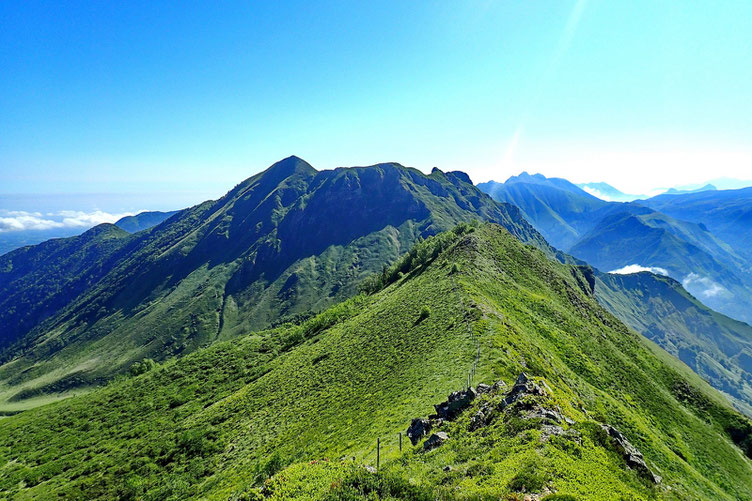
[601,425,661,484]
[407,418,432,446]
[501,373,547,409]
[469,402,495,431]
[491,380,508,393]
[434,387,476,420]
[526,406,563,424]
[476,383,492,394]
[424,432,449,451]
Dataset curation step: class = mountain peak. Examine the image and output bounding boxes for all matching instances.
[265,155,317,176]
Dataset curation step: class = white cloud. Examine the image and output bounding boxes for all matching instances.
[682,273,729,298]
[0,210,142,233]
[581,186,616,202]
[608,264,669,276]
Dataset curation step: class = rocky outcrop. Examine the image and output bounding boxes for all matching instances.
[433,387,476,420]
[500,372,547,409]
[424,432,449,451]
[600,425,661,484]
[407,418,432,446]
[476,383,492,394]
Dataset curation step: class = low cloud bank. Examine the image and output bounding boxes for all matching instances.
[608,264,669,276]
[582,187,616,202]
[0,210,141,233]
[682,273,729,298]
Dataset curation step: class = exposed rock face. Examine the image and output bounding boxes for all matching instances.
[500,372,547,409]
[424,432,449,451]
[491,380,508,393]
[525,406,564,424]
[601,425,662,484]
[469,402,496,431]
[433,387,476,420]
[407,418,432,446]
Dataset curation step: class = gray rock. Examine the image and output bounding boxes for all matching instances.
[601,425,661,484]
[476,383,492,394]
[469,402,496,431]
[491,380,508,393]
[526,407,563,423]
[500,373,547,409]
[424,432,449,451]
[442,465,453,472]
[407,418,432,446]
[469,410,486,431]
[434,387,476,420]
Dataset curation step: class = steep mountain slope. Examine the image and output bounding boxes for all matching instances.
[0,224,133,349]
[0,157,544,409]
[478,176,609,250]
[115,210,179,233]
[642,187,752,260]
[2,224,751,500]
[597,271,752,415]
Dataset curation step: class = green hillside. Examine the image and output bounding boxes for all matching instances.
[1,224,751,500]
[0,158,543,410]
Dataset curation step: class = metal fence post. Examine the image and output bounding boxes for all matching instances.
[377,437,380,471]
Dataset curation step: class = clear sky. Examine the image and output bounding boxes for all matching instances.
[2,0,751,203]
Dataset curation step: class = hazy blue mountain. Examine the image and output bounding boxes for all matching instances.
[478,173,752,324]
[477,176,611,249]
[641,187,752,260]
[115,210,179,233]
[664,183,717,195]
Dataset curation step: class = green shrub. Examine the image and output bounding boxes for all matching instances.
[508,462,546,492]
[419,305,431,321]
[129,358,156,376]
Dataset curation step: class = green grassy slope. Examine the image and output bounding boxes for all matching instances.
[1,224,751,500]
[0,158,543,409]
[0,224,133,349]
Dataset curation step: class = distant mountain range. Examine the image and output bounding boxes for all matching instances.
[576,178,752,202]
[478,174,752,325]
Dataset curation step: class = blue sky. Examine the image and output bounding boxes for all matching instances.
[2,0,751,205]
